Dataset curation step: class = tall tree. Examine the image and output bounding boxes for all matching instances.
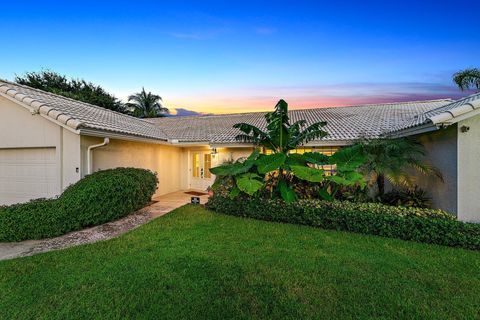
[127,88,169,118]
[453,68,480,91]
[15,70,126,113]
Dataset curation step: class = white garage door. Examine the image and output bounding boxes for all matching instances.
[0,148,58,206]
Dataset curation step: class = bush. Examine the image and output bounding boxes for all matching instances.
[206,196,480,250]
[0,168,158,241]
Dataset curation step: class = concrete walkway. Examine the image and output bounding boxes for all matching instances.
[0,191,209,261]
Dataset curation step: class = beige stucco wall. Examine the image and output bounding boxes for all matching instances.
[414,125,458,215]
[81,137,183,197]
[62,130,82,189]
[0,96,61,149]
[457,115,480,222]
[0,95,81,195]
[217,147,255,164]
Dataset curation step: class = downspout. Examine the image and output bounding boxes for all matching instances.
[87,138,110,174]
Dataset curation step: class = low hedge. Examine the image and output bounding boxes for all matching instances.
[0,168,158,242]
[206,196,480,250]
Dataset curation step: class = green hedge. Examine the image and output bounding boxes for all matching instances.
[0,168,158,242]
[206,196,480,250]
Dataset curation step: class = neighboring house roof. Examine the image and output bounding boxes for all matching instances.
[390,92,480,134]
[0,80,169,141]
[147,99,452,144]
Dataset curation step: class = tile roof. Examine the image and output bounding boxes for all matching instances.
[147,99,452,144]
[390,92,480,133]
[0,80,169,141]
[3,79,476,145]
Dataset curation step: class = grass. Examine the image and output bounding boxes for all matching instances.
[0,205,479,319]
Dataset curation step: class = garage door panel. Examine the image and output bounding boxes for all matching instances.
[0,148,58,205]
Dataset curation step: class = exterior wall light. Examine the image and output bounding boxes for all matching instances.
[460,125,470,133]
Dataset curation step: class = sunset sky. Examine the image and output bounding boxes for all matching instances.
[1,0,478,115]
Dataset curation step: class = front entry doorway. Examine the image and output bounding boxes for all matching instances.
[190,151,214,190]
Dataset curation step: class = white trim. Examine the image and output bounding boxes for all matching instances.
[171,141,212,147]
[210,140,352,148]
[0,91,81,135]
[434,108,480,127]
[304,140,352,146]
[87,138,110,174]
[387,123,438,138]
[78,129,170,145]
[391,108,480,138]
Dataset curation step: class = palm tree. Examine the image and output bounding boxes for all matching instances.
[357,138,442,196]
[453,68,480,91]
[127,88,169,118]
[234,99,328,153]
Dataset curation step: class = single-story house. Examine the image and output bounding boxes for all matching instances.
[1,80,479,221]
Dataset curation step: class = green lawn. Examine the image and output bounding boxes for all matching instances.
[1,205,479,319]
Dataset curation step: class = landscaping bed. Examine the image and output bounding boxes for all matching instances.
[207,195,480,250]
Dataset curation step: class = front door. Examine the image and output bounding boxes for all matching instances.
[190,151,214,190]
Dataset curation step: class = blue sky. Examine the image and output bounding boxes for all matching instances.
[0,0,478,114]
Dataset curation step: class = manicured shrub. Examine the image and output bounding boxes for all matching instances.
[206,196,480,250]
[0,168,158,241]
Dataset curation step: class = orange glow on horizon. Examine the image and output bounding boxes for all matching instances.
[165,94,451,115]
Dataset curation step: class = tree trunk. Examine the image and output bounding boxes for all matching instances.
[377,174,385,196]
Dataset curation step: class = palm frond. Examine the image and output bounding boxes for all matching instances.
[453,68,480,91]
[386,171,416,189]
[409,161,444,182]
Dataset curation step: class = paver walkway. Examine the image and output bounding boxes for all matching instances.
[0,191,209,261]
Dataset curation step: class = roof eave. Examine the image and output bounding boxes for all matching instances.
[387,123,438,138]
[431,107,480,127]
[210,139,353,148]
[78,128,169,145]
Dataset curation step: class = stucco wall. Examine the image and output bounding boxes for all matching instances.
[217,147,255,164]
[0,96,81,195]
[81,137,183,197]
[457,115,480,222]
[0,96,60,149]
[61,130,81,189]
[414,125,458,215]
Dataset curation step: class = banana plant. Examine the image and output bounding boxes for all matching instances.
[210,99,367,203]
[234,100,328,154]
[233,99,328,202]
[319,145,367,200]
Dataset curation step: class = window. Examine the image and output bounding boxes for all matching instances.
[192,153,200,178]
[262,146,339,156]
[288,147,312,154]
[313,146,339,176]
[262,146,340,175]
[204,154,212,178]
